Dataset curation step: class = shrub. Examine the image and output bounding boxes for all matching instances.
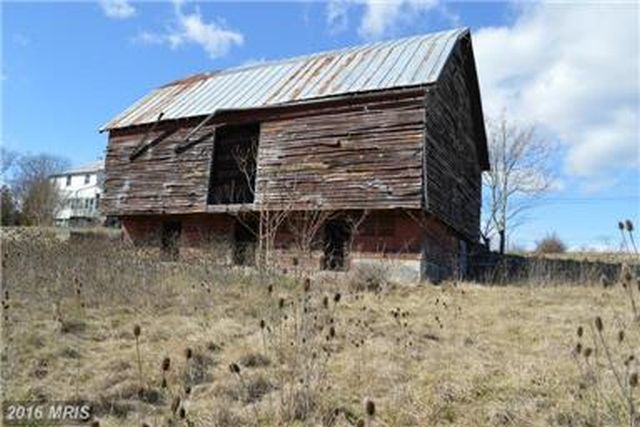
[535,233,566,254]
[347,263,390,292]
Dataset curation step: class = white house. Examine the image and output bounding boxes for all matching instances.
[52,160,104,227]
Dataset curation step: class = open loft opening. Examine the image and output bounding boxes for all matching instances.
[207,123,259,205]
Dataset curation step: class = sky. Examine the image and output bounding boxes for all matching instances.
[2,0,639,251]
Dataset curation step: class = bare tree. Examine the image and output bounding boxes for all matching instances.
[343,209,368,259]
[482,115,555,254]
[12,154,69,226]
[287,207,334,257]
[230,140,297,270]
[1,148,19,179]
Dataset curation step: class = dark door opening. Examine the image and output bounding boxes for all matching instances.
[208,124,259,205]
[323,220,349,271]
[233,219,257,266]
[161,221,182,261]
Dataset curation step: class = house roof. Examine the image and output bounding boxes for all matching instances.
[101,28,469,131]
[52,160,104,177]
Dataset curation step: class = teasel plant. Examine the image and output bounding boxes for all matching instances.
[625,220,638,254]
[570,221,640,426]
[133,324,144,390]
[229,362,260,423]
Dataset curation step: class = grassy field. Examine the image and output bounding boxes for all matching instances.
[1,235,638,426]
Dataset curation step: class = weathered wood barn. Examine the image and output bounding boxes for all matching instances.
[101,27,489,281]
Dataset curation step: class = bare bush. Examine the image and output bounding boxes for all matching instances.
[347,263,390,293]
[535,233,567,254]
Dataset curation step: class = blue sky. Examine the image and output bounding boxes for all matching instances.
[2,1,639,250]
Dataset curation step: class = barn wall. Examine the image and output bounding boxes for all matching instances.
[103,89,427,216]
[119,209,461,282]
[424,39,484,242]
[103,122,217,215]
[257,93,426,210]
[121,214,233,245]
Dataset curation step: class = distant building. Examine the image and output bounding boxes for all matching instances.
[52,160,104,227]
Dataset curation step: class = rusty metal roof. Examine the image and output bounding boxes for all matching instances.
[102,28,468,131]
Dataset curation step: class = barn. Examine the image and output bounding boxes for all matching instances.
[101,27,489,282]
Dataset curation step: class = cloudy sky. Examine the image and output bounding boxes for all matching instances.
[2,0,638,250]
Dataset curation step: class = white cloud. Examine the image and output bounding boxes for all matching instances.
[135,2,243,59]
[360,0,438,39]
[327,0,440,39]
[327,0,349,35]
[99,0,136,19]
[474,3,639,184]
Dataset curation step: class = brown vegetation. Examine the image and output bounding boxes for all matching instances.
[1,233,638,426]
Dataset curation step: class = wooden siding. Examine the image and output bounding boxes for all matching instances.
[257,94,425,210]
[102,122,216,215]
[423,38,485,241]
[103,90,427,215]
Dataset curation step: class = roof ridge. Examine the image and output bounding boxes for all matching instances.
[163,27,468,87]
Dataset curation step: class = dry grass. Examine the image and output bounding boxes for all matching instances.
[1,235,638,426]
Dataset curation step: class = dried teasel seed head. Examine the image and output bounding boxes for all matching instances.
[292,257,299,266]
[584,347,593,358]
[577,326,584,338]
[229,362,241,374]
[267,284,273,294]
[356,419,365,427]
[179,407,186,419]
[334,292,341,303]
[162,357,171,371]
[161,377,167,389]
[279,298,285,309]
[575,343,582,355]
[619,221,625,231]
[365,399,376,417]
[260,319,266,329]
[185,348,193,360]
[323,296,329,309]
[304,278,311,292]
[625,219,634,232]
[329,326,336,338]
[171,396,181,414]
[133,324,141,338]
[184,385,191,395]
[630,372,638,388]
[618,330,625,343]
[595,316,603,332]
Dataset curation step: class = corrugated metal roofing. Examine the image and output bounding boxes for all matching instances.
[102,27,468,131]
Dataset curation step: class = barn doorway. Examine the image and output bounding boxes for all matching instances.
[233,219,257,266]
[161,221,182,261]
[323,220,349,271]
[208,124,259,205]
